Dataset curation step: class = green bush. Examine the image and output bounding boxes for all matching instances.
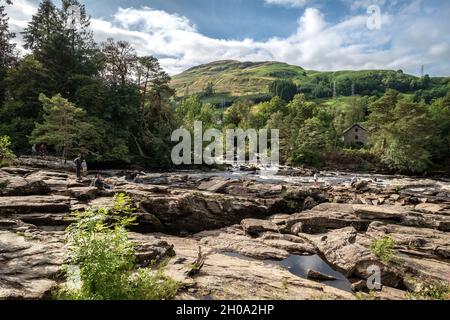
[371,236,396,263]
[56,193,179,300]
[408,280,449,300]
[0,135,16,167]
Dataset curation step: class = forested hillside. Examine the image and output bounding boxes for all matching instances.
[171,60,450,106]
[172,61,450,174]
[1,0,449,174]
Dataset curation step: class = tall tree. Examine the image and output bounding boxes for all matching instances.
[22,0,60,51]
[23,0,99,99]
[0,56,50,152]
[0,0,16,105]
[133,56,176,163]
[101,39,137,85]
[30,93,93,159]
[368,91,434,173]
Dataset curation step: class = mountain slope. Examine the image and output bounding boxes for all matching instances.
[171,60,308,96]
[170,60,450,104]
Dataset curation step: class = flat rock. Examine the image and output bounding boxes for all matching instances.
[0,195,71,214]
[198,179,232,193]
[241,218,279,235]
[353,205,405,220]
[159,234,354,300]
[307,269,337,281]
[366,222,450,259]
[0,230,66,299]
[68,187,98,200]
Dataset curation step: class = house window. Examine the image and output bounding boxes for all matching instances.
[355,128,359,133]
[355,135,359,140]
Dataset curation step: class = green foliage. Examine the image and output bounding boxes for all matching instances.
[269,80,298,102]
[0,135,15,166]
[57,193,179,300]
[368,90,436,173]
[408,280,449,300]
[176,96,217,131]
[355,291,378,300]
[30,94,94,158]
[371,236,396,263]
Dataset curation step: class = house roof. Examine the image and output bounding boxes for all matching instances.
[343,124,367,135]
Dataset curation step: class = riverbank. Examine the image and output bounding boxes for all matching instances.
[1,161,449,300]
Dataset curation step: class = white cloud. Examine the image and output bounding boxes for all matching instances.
[113,7,197,33]
[4,0,37,50]
[264,0,309,8]
[5,0,450,76]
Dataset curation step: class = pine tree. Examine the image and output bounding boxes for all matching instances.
[0,0,16,105]
[30,93,92,159]
[22,0,99,99]
[22,0,60,51]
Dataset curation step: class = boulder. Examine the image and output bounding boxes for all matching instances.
[241,218,279,235]
[133,174,169,185]
[299,227,402,287]
[0,171,50,196]
[307,269,337,281]
[198,179,232,193]
[353,205,405,221]
[139,190,283,233]
[68,187,98,200]
[286,203,371,234]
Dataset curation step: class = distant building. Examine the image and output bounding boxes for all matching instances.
[343,124,368,146]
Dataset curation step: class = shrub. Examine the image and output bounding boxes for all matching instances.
[57,193,178,300]
[371,236,396,263]
[408,280,450,300]
[0,135,16,167]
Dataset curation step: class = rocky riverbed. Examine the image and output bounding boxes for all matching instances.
[1,159,449,300]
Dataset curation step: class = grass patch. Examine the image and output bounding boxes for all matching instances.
[407,280,450,300]
[371,236,396,263]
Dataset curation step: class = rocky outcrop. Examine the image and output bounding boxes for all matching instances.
[0,170,50,196]
[240,218,279,235]
[0,220,178,299]
[197,226,316,260]
[1,166,449,300]
[138,191,285,233]
[0,226,66,299]
[159,234,353,300]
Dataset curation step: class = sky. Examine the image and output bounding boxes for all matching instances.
[5,0,450,76]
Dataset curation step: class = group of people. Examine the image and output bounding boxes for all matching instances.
[73,154,111,190]
[31,143,47,160]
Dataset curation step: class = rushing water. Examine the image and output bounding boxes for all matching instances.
[223,252,353,293]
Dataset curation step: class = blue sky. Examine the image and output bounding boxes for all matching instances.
[7,0,450,76]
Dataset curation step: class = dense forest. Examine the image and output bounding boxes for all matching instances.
[0,0,176,168]
[0,0,449,174]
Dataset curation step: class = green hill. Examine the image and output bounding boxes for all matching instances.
[171,60,449,105]
[171,60,308,97]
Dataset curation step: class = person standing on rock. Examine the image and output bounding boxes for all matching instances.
[82,159,88,177]
[74,154,83,182]
[39,144,46,160]
[31,144,37,157]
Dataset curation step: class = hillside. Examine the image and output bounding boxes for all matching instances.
[171,60,308,97]
[171,60,449,105]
